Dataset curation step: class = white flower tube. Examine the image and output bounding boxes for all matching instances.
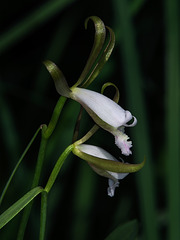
[71,87,137,156]
[76,144,129,197]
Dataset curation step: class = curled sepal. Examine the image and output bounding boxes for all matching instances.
[82,26,115,88]
[101,82,120,103]
[43,60,71,97]
[73,144,145,173]
[73,16,106,88]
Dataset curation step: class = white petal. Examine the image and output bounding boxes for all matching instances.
[77,144,129,197]
[71,88,134,128]
[107,171,129,180]
[77,144,117,161]
[77,144,129,179]
[107,179,119,197]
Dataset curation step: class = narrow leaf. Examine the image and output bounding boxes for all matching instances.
[0,187,44,229]
[0,127,41,207]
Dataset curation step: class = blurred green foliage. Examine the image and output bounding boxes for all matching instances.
[0,0,179,239]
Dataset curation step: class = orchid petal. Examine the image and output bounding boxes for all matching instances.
[108,179,119,197]
[71,87,133,128]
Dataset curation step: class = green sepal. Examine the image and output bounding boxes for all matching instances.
[73,16,106,88]
[73,146,145,173]
[82,26,115,88]
[101,82,120,103]
[43,60,71,97]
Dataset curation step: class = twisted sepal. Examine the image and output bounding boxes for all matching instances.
[43,60,71,97]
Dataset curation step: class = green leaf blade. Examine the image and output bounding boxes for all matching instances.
[0,187,44,229]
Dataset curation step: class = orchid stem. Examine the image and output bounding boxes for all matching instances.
[44,96,67,139]
[45,144,74,193]
[17,96,67,239]
[74,124,99,146]
[39,191,48,240]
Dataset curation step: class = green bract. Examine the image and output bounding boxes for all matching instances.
[72,144,145,197]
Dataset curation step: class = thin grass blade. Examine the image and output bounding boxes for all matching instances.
[165,0,180,239]
[0,187,44,229]
[0,127,41,207]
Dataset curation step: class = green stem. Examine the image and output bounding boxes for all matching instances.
[17,95,67,238]
[17,126,48,240]
[45,144,74,193]
[32,126,48,188]
[0,127,41,207]
[165,0,180,239]
[39,191,48,240]
[74,124,99,146]
[44,96,67,139]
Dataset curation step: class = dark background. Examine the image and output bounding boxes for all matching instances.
[0,0,179,239]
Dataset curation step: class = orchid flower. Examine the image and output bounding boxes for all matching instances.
[43,16,136,156]
[70,87,137,156]
[43,16,145,198]
[73,144,143,197]
[44,59,137,155]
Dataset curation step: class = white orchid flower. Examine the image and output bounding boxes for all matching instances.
[44,61,137,155]
[73,144,129,197]
[70,87,137,156]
